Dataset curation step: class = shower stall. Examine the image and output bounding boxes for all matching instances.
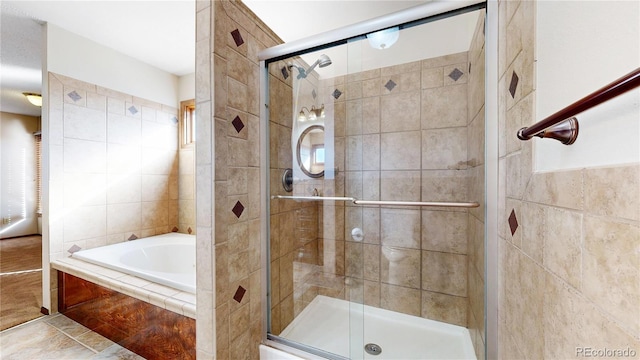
[261,2,489,359]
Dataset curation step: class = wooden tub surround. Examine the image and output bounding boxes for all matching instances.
[52,257,196,359]
[59,273,195,360]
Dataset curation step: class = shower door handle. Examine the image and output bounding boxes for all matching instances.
[271,195,479,208]
[352,200,479,208]
[271,195,355,202]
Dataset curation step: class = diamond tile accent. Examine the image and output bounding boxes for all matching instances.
[312,89,317,99]
[188,227,193,234]
[172,226,179,232]
[231,29,244,47]
[281,66,289,80]
[172,116,179,124]
[509,71,519,99]
[232,201,245,218]
[385,79,397,91]
[128,234,138,241]
[68,244,82,254]
[128,106,138,115]
[449,68,464,82]
[233,286,246,303]
[67,91,82,102]
[508,209,519,236]
[232,115,245,133]
[469,63,472,74]
[332,89,342,99]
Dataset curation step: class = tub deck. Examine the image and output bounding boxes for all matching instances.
[51,257,195,319]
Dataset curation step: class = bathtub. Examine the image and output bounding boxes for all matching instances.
[269,295,476,359]
[72,233,196,294]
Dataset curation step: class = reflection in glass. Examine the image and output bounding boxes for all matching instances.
[296,125,324,178]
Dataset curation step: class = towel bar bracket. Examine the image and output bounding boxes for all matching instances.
[517,117,579,145]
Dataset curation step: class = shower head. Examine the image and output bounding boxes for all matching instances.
[290,54,332,79]
[316,54,333,68]
[305,54,332,77]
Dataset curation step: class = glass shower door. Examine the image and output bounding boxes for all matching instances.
[266,6,486,359]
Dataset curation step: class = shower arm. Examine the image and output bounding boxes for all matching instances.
[303,59,321,77]
[271,195,479,208]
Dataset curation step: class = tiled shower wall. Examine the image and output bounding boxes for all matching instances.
[293,50,475,325]
[47,72,182,311]
[498,1,640,358]
[195,1,280,359]
[267,61,322,334]
[467,11,486,360]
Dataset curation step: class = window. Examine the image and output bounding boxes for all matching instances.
[180,99,195,147]
[312,145,325,165]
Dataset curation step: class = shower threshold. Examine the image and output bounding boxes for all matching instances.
[280,295,476,359]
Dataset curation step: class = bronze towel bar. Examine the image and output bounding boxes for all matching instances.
[518,67,640,145]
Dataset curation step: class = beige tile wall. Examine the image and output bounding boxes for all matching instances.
[179,147,196,235]
[498,1,640,359]
[294,50,478,326]
[265,48,327,332]
[467,10,486,360]
[47,72,185,312]
[195,1,281,359]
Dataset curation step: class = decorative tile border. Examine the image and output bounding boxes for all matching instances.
[230,29,244,47]
[509,71,519,98]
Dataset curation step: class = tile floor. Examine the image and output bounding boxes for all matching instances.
[0,314,145,359]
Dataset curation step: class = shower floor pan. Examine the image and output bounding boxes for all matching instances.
[280,295,476,359]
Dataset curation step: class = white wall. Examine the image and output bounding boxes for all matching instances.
[46,24,178,107]
[0,112,39,238]
[535,1,640,172]
[178,73,195,102]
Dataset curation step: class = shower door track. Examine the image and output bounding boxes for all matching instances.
[272,195,480,208]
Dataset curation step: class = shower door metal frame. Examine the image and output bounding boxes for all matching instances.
[258,1,499,358]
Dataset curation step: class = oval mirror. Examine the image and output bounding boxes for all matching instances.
[296,125,325,178]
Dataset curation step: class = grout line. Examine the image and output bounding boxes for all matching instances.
[44,316,99,354]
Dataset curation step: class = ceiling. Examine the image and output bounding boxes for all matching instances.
[0,0,436,117]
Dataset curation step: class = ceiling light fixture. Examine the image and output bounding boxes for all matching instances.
[23,92,42,107]
[367,27,400,50]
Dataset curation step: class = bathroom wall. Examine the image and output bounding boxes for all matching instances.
[267,59,322,334]
[46,72,180,312]
[498,1,640,358]
[466,11,486,360]
[195,1,281,358]
[179,133,196,235]
[285,50,473,326]
[178,74,197,235]
[46,24,178,107]
[535,1,639,171]
[0,112,40,238]
[43,22,184,312]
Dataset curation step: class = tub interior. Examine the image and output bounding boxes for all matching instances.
[120,244,195,273]
[72,233,196,293]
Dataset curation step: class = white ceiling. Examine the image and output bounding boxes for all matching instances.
[0,0,468,117]
[242,0,429,42]
[0,0,195,117]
